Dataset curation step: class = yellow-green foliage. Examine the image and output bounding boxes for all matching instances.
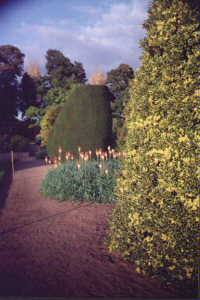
[108,0,200,285]
[40,105,62,146]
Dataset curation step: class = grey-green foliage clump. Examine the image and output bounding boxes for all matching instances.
[47,85,113,158]
[41,159,120,203]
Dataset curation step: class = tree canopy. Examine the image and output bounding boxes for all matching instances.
[106,64,134,148]
[106,64,134,99]
[45,49,87,89]
[89,71,107,85]
[19,72,38,116]
[0,45,25,124]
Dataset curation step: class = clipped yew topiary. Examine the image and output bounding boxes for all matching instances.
[108,0,200,291]
[47,85,113,157]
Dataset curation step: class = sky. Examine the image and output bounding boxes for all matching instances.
[0,0,152,80]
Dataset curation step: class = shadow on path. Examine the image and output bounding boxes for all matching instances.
[14,159,45,171]
[0,164,12,212]
[0,158,45,213]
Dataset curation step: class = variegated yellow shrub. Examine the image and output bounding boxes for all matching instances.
[108,0,200,288]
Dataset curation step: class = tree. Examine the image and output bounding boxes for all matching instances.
[89,71,107,85]
[44,87,67,107]
[72,61,87,84]
[46,49,73,88]
[106,64,134,148]
[19,72,37,116]
[45,49,87,89]
[108,0,199,293]
[27,62,42,79]
[25,106,45,126]
[0,45,25,126]
[43,82,84,108]
[39,105,62,146]
[0,45,24,83]
[35,75,51,104]
[106,64,134,99]
[23,70,51,128]
[113,87,131,148]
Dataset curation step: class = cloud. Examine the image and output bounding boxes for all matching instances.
[17,0,149,79]
[69,4,104,17]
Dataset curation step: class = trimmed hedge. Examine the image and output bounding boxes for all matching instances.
[47,85,113,158]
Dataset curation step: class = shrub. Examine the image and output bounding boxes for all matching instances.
[40,105,62,146]
[108,0,200,289]
[47,85,113,158]
[41,159,120,203]
[35,147,48,159]
[0,170,4,182]
[10,135,30,152]
[0,159,11,185]
[0,135,11,152]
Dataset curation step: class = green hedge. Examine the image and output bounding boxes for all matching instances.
[47,85,113,158]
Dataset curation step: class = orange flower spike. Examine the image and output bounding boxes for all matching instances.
[77,161,81,169]
[45,156,48,164]
[58,146,62,154]
[58,155,61,161]
[78,146,81,153]
[84,155,89,161]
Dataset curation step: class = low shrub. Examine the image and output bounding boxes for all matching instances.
[35,147,48,160]
[0,135,11,152]
[0,159,11,186]
[41,159,120,203]
[0,170,4,183]
[10,135,30,152]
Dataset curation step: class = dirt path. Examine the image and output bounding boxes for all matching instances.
[0,158,194,297]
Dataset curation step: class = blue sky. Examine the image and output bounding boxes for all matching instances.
[0,0,151,79]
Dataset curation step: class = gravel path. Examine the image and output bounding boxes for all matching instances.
[0,158,194,297]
